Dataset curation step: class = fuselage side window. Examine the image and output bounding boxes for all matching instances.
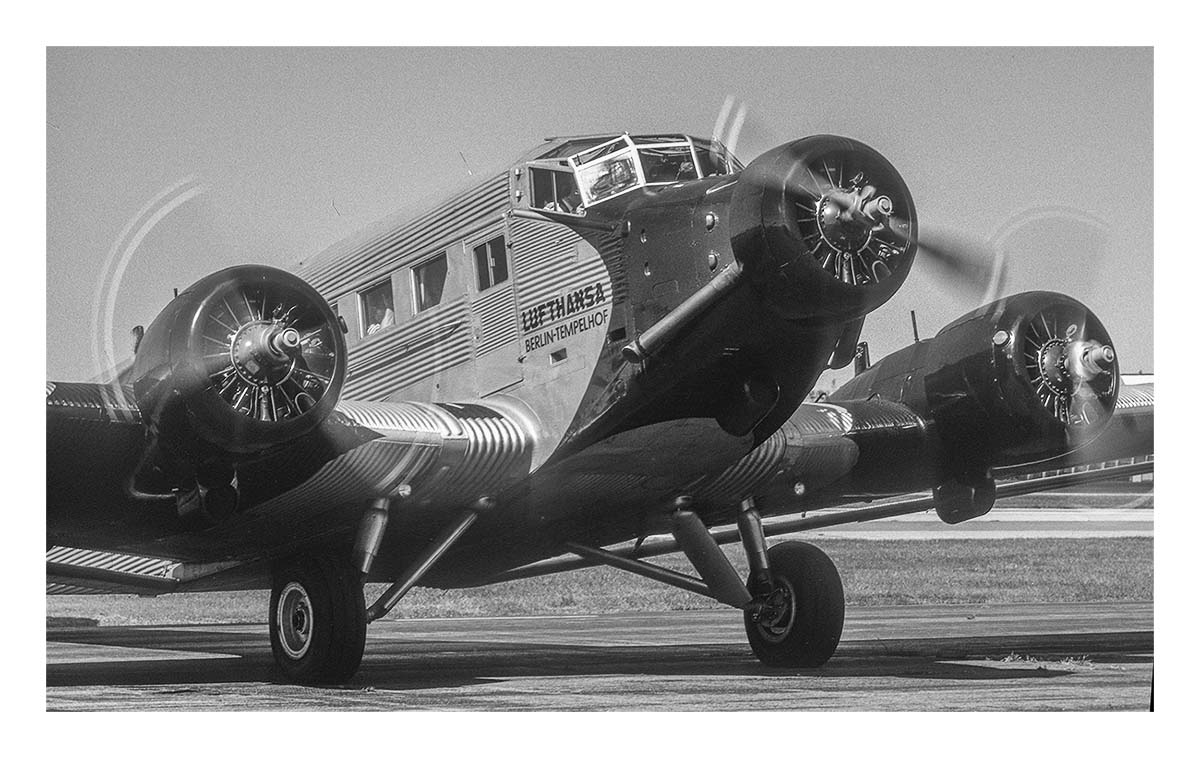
[413,253,449,313]
[359,281,395,337]
[473,235,509,292]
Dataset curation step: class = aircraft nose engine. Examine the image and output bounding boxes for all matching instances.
[130,265,347,456]
[729,135,919,321]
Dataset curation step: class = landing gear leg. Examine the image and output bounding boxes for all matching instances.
[269,553,367,685]
[739,499,844,668]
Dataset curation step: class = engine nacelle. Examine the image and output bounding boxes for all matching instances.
[130,265,346,457]
[833,291,1119,480]
[729,135,919,322]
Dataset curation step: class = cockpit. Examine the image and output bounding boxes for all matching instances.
[522,134,743,214]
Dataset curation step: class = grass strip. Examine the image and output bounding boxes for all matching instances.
[46,537,1151,626]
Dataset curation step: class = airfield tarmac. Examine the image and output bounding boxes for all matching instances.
[46,494,1153,710]
[47,602,1152,711]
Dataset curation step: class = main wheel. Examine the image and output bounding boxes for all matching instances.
[269,553,367,685]
[743,541,844,668]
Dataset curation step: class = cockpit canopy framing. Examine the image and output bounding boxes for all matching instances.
[521,133,743,213]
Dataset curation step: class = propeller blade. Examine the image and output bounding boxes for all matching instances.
[918,230,1007,300]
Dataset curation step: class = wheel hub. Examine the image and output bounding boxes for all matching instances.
[277,581,314,660]
[753,578,797,642]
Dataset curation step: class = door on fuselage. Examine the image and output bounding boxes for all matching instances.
[468,224,523,396]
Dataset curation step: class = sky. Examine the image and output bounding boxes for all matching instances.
[46,47,1153,381]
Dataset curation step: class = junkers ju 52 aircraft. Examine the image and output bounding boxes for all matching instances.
[47,133,1154,684]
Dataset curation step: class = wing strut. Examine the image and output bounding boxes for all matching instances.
[566,496,755,609]
[364,497,495,622]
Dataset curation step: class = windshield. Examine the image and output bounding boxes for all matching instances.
[576,150,640,205]
[530,134,741,209]
[639,144,698,184]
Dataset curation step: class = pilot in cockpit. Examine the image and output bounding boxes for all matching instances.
[560,189,582,214]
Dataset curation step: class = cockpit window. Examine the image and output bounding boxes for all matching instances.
[639,145,698,184]
[693,139,742,176]
[526,134,742,210]
[576,151,639,205]
[530,167,583,214]
[574,137,631,166]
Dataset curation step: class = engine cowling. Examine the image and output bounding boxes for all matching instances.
[130,265,346,457]
[729,135,919,322]
[835,291,1119,480]
[923,291,1118,469]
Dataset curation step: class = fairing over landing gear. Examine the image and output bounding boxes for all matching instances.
[743,541,845,668]
[269,554,367,684]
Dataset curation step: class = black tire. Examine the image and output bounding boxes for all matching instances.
[269,553,366,685]
[743,541,844,668]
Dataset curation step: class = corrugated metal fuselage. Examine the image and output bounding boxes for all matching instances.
[291,163,843,586]
[46,149,847,589]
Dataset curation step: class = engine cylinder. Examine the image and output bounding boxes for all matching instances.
[130,265,346,456]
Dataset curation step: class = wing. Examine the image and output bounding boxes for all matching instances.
[47,382,543,594]
[496,388,1152,582]
[495,386,1153,583]
[997,380,1154,476]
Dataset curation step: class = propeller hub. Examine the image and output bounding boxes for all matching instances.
[816,186,893,256]
[1020,301,1119,429]
[271,327,302,355]
[811,181,904,286]
[231,321,298,387]
[1070,340,1116,382]
[728,135,918,319]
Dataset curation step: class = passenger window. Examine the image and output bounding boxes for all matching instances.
[413,253,448,312]
[529,168,582,214]
[359,281,395,337]
[473,235,509,291]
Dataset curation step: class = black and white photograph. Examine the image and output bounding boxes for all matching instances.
[39,36,1167,723]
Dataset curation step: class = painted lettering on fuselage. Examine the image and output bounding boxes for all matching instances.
[520,283,607,333]
[520,282,609,353]
[524,310,609,352]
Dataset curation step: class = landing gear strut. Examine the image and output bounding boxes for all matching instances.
[570,496,846,670]
[268,553,367,684]
[738,497,844,668]
[267,497,488,685]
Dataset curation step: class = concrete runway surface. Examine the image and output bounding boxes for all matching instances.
[47,602,1152,711]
